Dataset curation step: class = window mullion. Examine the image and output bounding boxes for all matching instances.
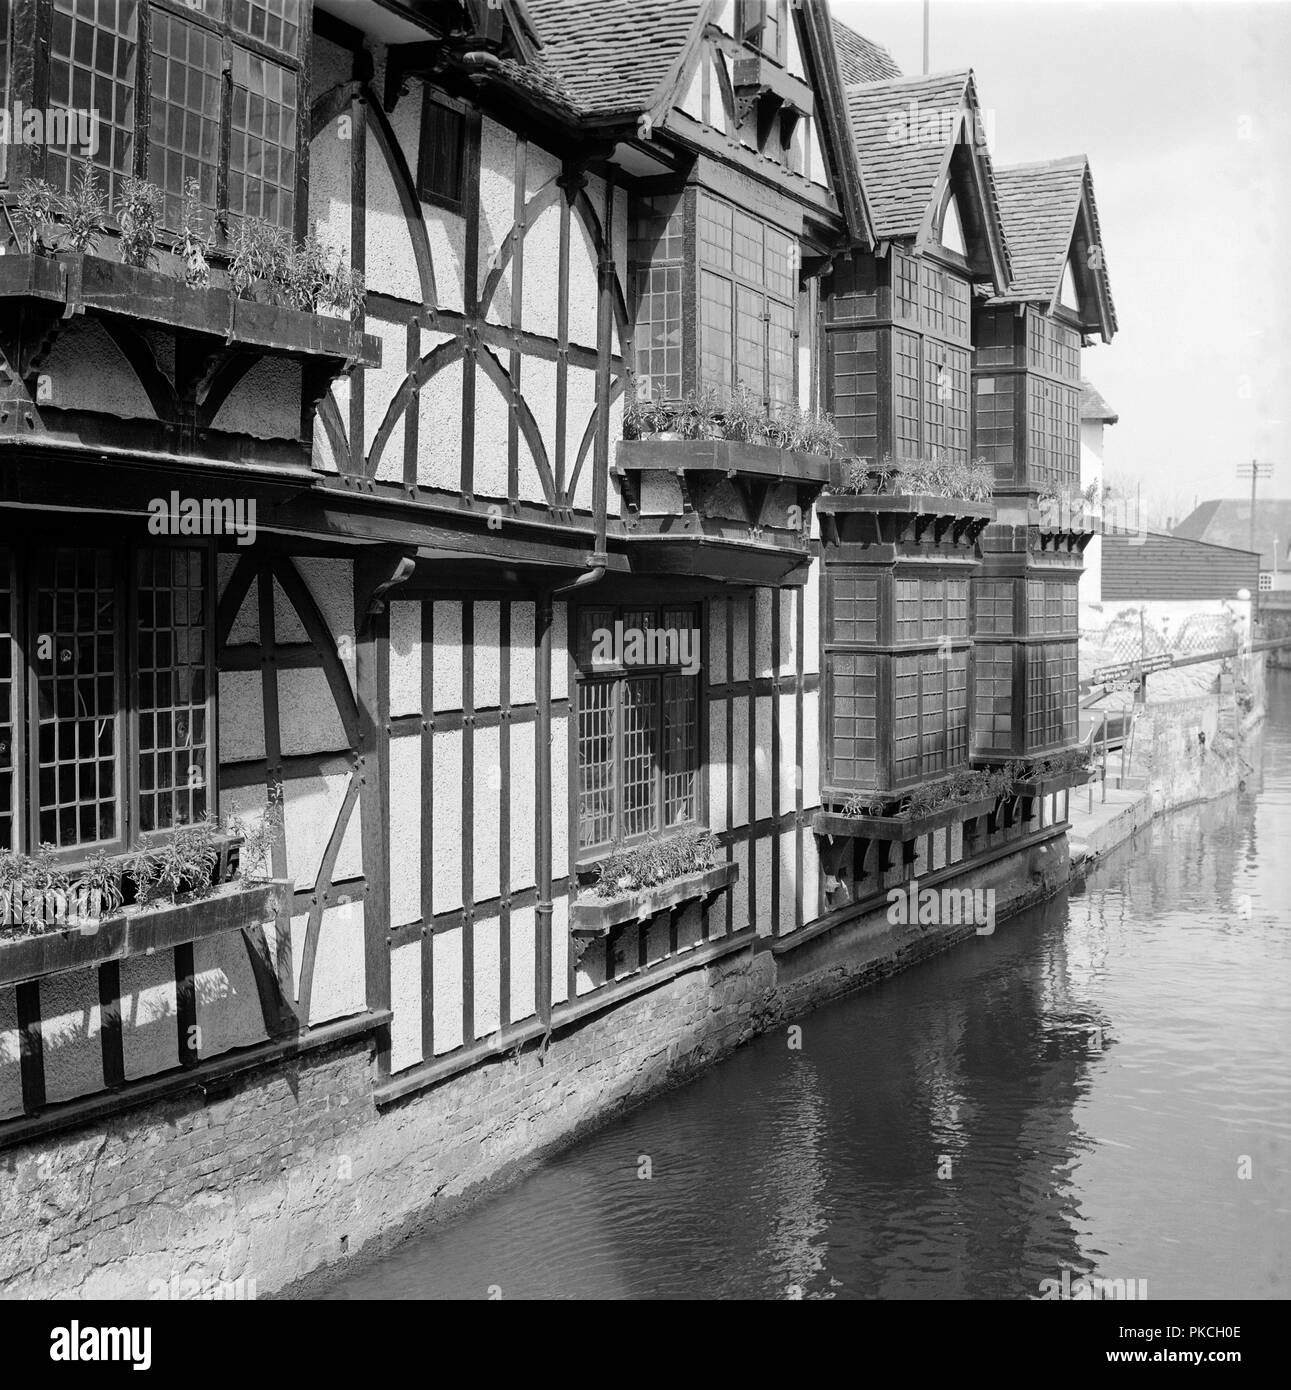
[612,674,624,846]
[217,35,233,235]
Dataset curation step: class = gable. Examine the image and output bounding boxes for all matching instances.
[843,70,1010,288]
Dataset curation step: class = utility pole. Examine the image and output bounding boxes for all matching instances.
[923,0,931,74]
[1236,459,1274,563]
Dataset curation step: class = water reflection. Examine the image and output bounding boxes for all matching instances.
[328,676,1291,1300]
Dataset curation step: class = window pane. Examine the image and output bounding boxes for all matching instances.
[633,264,683,401]
[700,271,733,392]
[621,676,659,839]
[733,210,763,284]
[736,285,764,398]
[230,0,299,57]
[136,548,208,833]
[894,328,921,459]
[34,548,119,850]
[148,7,221,228]
[767,298,794,406]
[229,44,297,229]
[417,93,464,207]
[662,673,697,828]
[0,549,12,852]
[47,0,137,207]
[698,193,733,273]
[577,679,615,851]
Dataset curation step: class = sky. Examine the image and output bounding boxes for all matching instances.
[831,0,1291,515]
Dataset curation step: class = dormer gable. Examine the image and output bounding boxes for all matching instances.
[842,70,1011,291]
[990,156,1117,341]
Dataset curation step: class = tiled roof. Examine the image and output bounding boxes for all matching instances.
[1174,499,1291,572]
[841,70,1007,285]
[832,18,901,84]
[1080,378,1118,423]
[991,158,1086,301]
[520,0,708,119]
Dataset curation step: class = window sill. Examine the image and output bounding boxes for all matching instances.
[0,252,380,369]
[571,861,739,937]
[0,878,290,989]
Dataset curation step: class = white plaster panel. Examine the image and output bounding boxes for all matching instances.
[677,63,702,120]
[478,116,517,318]
[755,836,774,937]
[709,600,728,685]
[194,930,266,1058]
[511,602,535,706]
[932,826,948,871]
[0,989,21,1121]
[433,927,464,1053]
[576,935,606,996]
[803,560,821,674]
[731,838,751,934]
[389,939,422,1074]
[730,694,749,827]
[567,365,599,512]
[509,905,537,1023]
[418,354,464,491]
[524,354,559,489]
[949,821,964,863]
[218,671,265,763]
[209,357,301,440]
[677,900,702,953]
[552,603,569,701]
[779,690,797,817]
[526,144,560,196]
[802,828,822,925]
[272,579,308,643]
[755,696,773,821]
[277,667,348,755]
[472,367,511,501]
[431,728,463,913]
[389,734,422,927]
[779,828,797,931]
[474,601,502,709]
[282,771,357,891]
[40,969,102,1105]
[366,131,421,300]
[521,202,561,341]
[510,720,536,892]
[802,689,821,810]
[365,319,409,478]
[754,588,774,677]
[473,914,501,1038]
[433,600,464,710]
[295,558,355,695]
[567,210,599,350]
[299,899,366,1024]
[709,697,728,833]
[779,588,797,676]
[309,119,352,263]
[424,207,466,312]
[551,714,569,881]
[389,599,422,716]
[473,725,502,903]
[731,597,750,682]
[118,950,179,1081]
[550,896,569,1005]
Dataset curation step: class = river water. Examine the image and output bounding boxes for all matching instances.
[329,672,1291,1300]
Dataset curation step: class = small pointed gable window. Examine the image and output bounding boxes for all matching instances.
[939,190,966,256]
[1059,258,1081,312]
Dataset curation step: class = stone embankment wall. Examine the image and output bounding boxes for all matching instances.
[0,834,1068,1300]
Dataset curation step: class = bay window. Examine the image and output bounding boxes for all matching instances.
[45,0,303,232]
[574,603,702,857]
[0,541,214,859]
[629,187,798,409]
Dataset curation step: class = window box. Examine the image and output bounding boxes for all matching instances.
[815,491,992,546]
[570,861,739,937]
[0,878,290,990]
[813,795,997,843]
[1014,767,1092,797]
[0,253,380,370]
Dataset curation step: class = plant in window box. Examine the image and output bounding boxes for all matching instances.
[117,176,165,270]
[59,167,108,256]
[178,177,213,290]
[720,383,769,444]
[677,386,723,441]
[574,827,736,936]
[11,178,62,255]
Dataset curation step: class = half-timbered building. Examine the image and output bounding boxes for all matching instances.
[0,0,1117,1294]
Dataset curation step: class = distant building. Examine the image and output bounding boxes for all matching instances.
[1079,379,1118,604]
[1174,499,1291,590]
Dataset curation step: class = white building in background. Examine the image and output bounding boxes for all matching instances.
[1079,378,1118,613]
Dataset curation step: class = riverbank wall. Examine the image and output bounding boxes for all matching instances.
[1,676,1264,1301]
